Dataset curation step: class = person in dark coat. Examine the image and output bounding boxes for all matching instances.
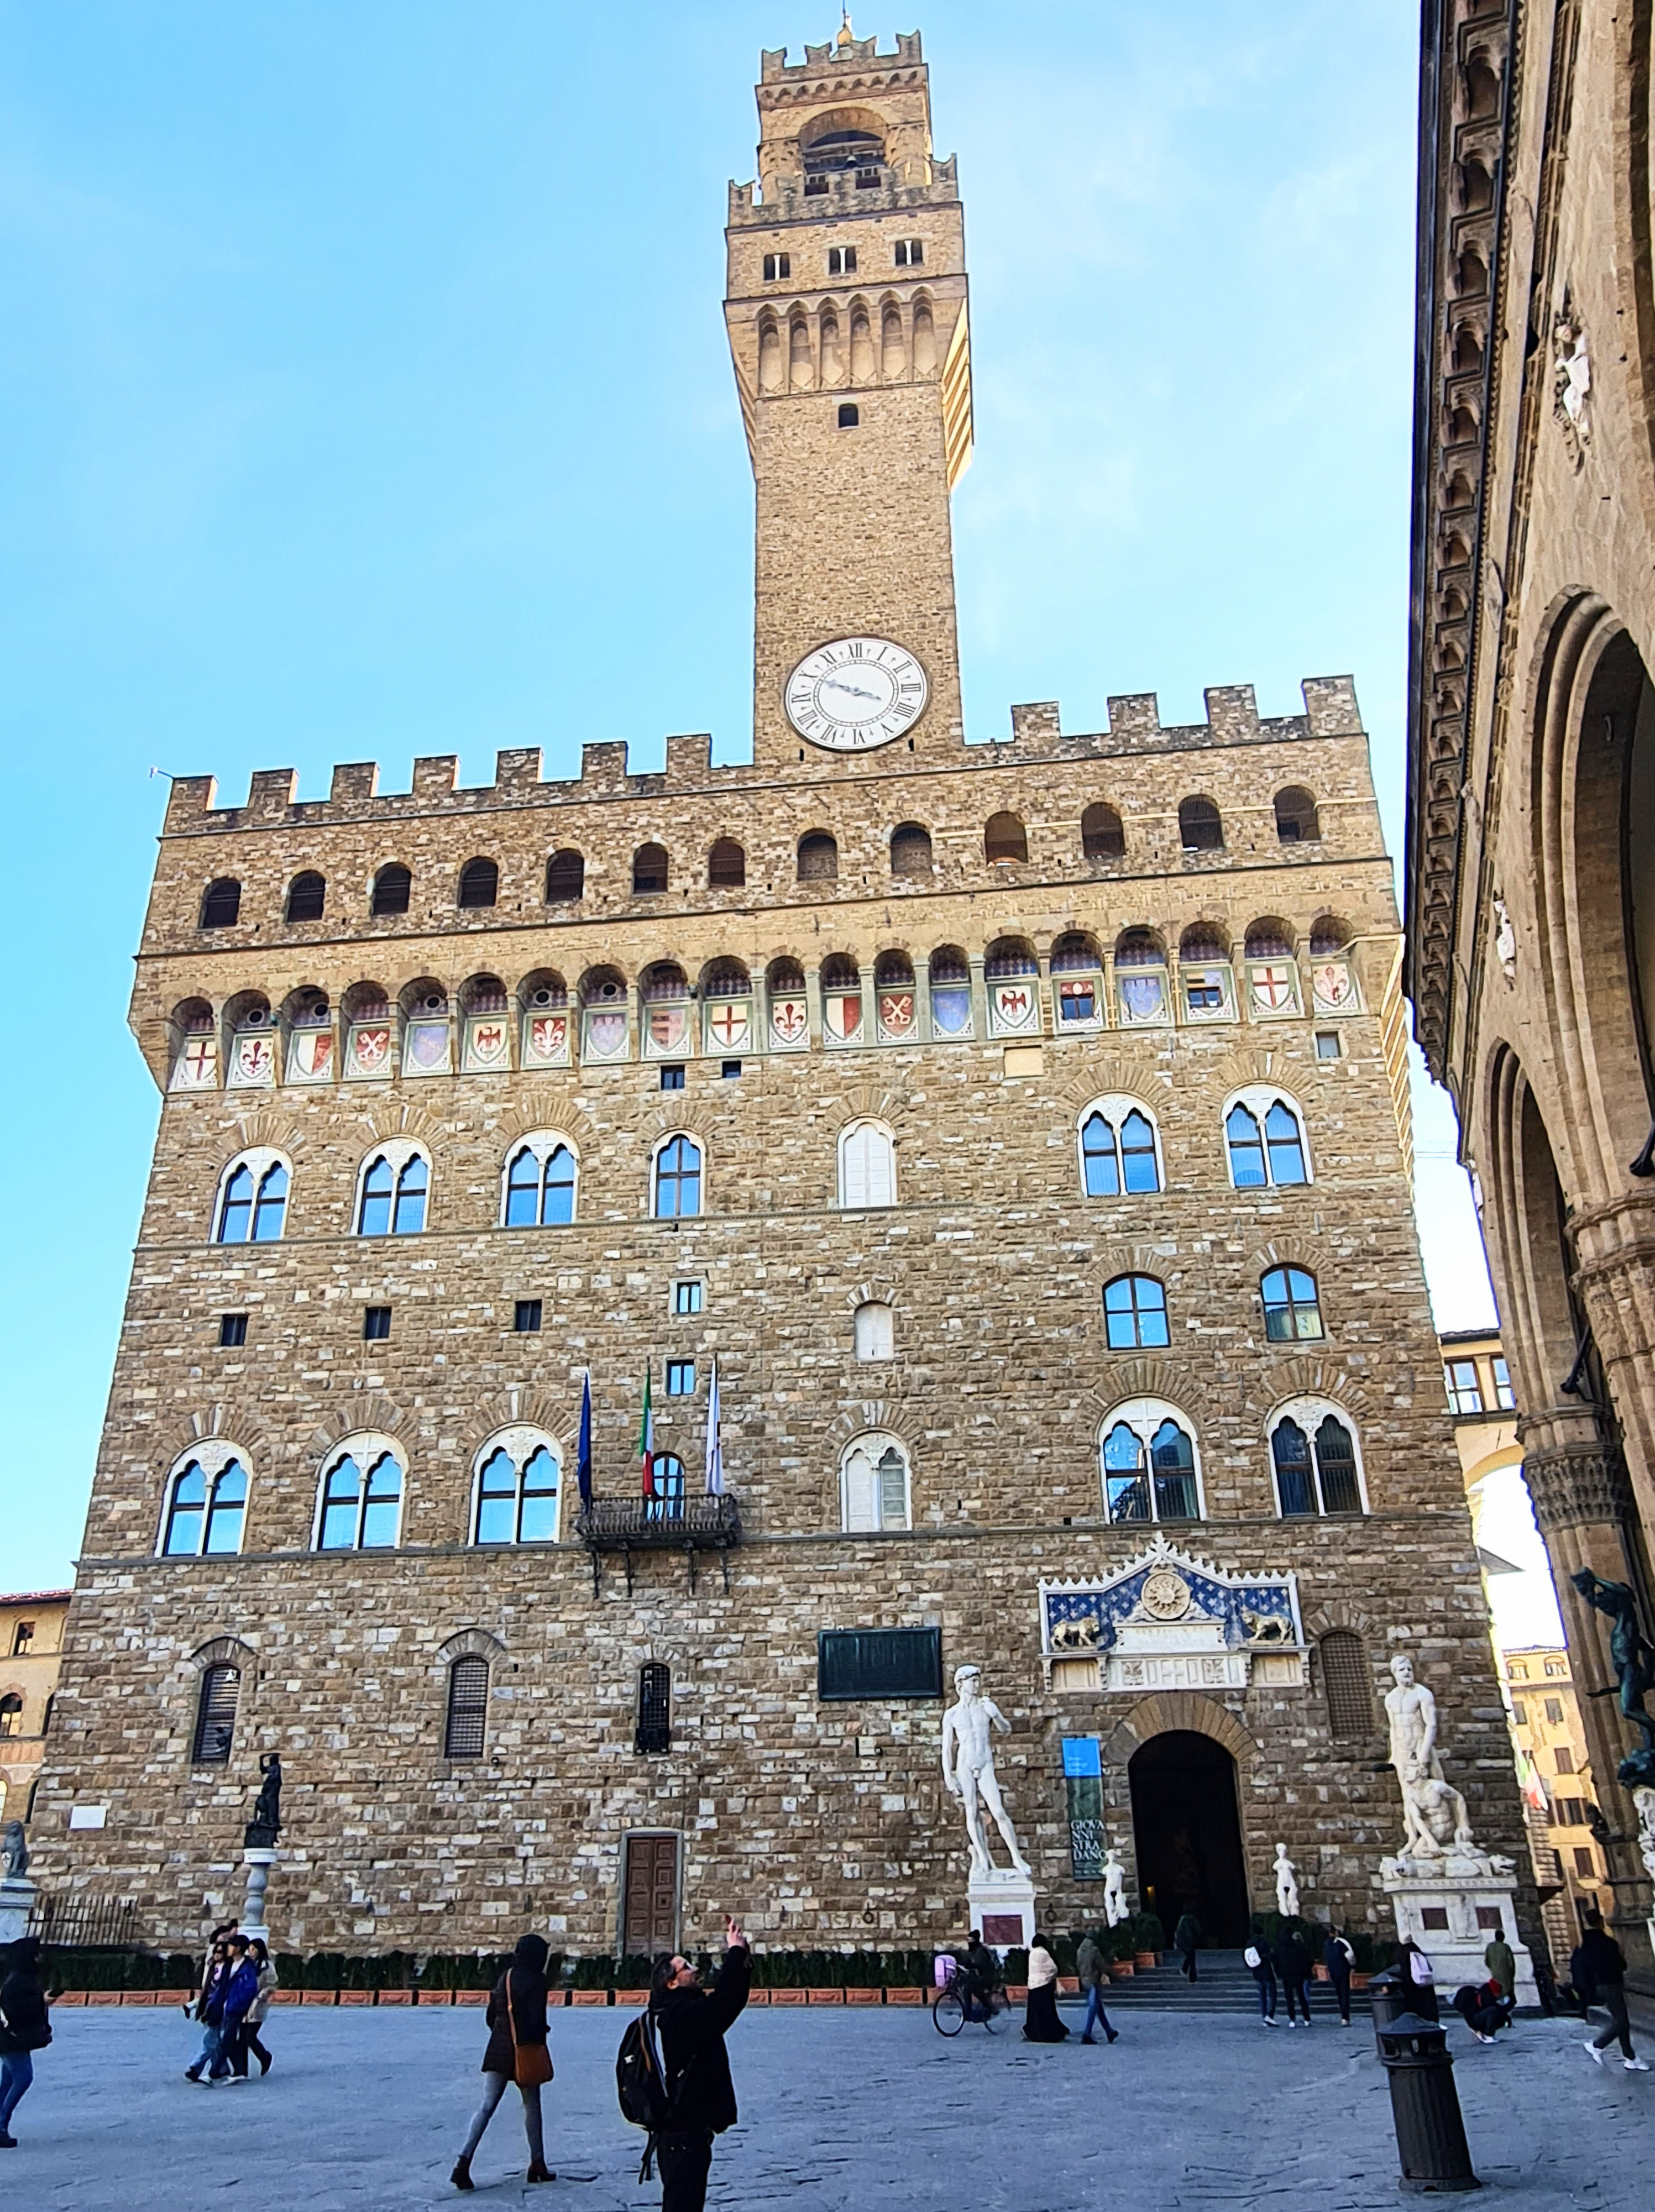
[184,1939,235,2083]
[1575,1907,1649,2071]
[1020,1934,1069,2042]
[217,1938,261,2084]
[1244,1922,1277,2024]
[1274,1926,1314,2027]
[451,1932,554,2190]
[1396,1937,1440,2023]
[1323,1927,1356,2026]
[650,1916,751,2212]
[0,1938,51,2148]
[1173,1910,1202,1983]
[1450,1979,1512,2043]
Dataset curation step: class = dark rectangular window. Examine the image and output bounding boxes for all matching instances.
[1314,1030,1342,1060]
[514,1298,542,1334]
[192,1665,239,1764]
[659,1065,685,1092]
[444,1657,489,1760]
[218,1313,248,1348]
[721,1060,742,1079]
[673,1280,703,1316]
[818,1627,942,1702]
[762,250,791,279]
[1573,1846,1596,1877]
[666,1360,695,1396]
[364,1306,392,1341]
[635,1661,671,1754]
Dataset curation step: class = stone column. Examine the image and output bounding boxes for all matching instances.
[239,1847,277,1944]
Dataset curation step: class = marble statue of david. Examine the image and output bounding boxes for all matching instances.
[941,1665,1031,1878]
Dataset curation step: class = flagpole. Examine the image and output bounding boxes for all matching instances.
[705,1355,723,1497]
[577,1369,593,1511]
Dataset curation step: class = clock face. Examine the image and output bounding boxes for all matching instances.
[784,637,928,751]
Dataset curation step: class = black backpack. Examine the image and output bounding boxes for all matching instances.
[616,2009,671,2179]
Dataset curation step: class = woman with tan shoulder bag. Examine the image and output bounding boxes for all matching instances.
[451,1931,554,2190]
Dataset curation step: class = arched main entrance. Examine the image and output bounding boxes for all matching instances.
[1129,1729,1250,1945]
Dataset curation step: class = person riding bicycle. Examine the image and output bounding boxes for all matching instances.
[959,1931,1001,2022]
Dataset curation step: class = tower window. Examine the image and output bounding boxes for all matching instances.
[894,238,924,267]
[762,251,790,281]
[514,1299,542,1334]
[371,863,412,916]
[218,1313,248,1349]
[199,878,242,930]
[828,245,857,276]
[285,871,326,923]
[364,1305,391,1341]
[837,402,860,429]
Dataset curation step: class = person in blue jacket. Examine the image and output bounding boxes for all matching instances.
[218,1937,263,2083]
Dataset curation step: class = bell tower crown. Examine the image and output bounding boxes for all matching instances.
[727,24,972,770]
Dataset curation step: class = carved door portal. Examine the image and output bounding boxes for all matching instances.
[1128,1730,1250,1946]
[622,1832,680,1957]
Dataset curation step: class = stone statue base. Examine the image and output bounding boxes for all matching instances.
[1381,1853,1537,2003]
[968,1865,1035,1953]
[0,1874,37,1947]
[240,1847,277,1944]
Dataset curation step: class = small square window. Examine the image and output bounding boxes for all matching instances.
[1544,1697,1564,1724]
[514,1298,542,1334]
[1573,1846,1596,1878]
[837,401,860,429]
[827,244,857,275]
[1314,1030,1342,1060]
[894,237,924,267]
[673,1280,703,1316]
[660,1065,685,1092]
[666,1360,696,1396]
[721,1060,742,1079]
[762,251,790,280]
[364,1306,392,1341]
[218,1313,248,1349]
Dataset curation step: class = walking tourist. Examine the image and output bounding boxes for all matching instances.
[1274,1925,1314,2028]
[1483,1922,1516,2005]
[217,1936,261,2084]
[0,1937,51,2148]
[1173,1909,1203,1983]
[1020,1933,1069,2042]
[649,1915,751,2212]
[231,1937,277,2077]
[1074,1930,1119,2046]
[1323,1927,1355,2025]
[451,1931,555,2190]
[1575,1907,1649,2072]
[1243,1926,1277,2024]
[185,1937,235,2082]
[1397,1936,1440,2023]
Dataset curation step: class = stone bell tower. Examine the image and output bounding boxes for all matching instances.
[725,22,972,769]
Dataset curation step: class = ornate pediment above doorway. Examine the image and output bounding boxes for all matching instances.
[1038,1534,1304,1694]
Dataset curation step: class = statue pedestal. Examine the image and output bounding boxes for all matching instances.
[0,1875,36,1947]
[1381,1853,1538,2003]
[240,1848,277,1943]
[968,1866,1036,1953]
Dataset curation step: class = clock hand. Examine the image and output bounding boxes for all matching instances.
[821,679,882,702]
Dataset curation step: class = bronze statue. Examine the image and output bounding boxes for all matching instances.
[1570,1569,1655,1788]
[0,1818,27,1881]
[244,1753,284,1848]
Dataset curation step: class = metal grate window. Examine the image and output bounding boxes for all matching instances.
[444,1657,489,1760]
[635,1663,672,1755]
[1320,1632,1374,1739]
[817,1627,942,1701]
[192,1665,240,1764]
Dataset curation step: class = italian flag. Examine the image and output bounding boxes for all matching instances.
[637,1364,654,1498]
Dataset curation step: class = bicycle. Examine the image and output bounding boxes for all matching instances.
[932,1967,1004,2036]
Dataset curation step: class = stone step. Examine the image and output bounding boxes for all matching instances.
[1078,1952,1373,2017]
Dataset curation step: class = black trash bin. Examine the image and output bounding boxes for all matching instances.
[1375,2011,1480,2194]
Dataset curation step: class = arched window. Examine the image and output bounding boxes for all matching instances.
[1081,802,1125,858]
[357,1147,429,1235]
[444,1657,489,1760]
[837,401,860,429]
[161,1451,248,1558]
[1271,1408,1365,1517]
[1225,1095,1309,1188]
[502,1136,577,1227]
[0,1695,20,1741]
[890,822,933,877]
[371,863,412,916]
[798,830,838,881]
[191,1665,239,1764]
[1079,1102,1162,1196]
[1114,927,1170,1024]
[1178,796,1223,852]
[473,1432,561,1544]
[840,1433,912,1532]
[854,1300,894,1360]
[653,1135,703,1219]
[1099,1400,1202,1523]
[1274,787,1321,843]
[200,878,242,929]
[636,1662,672,1754]
[1320,1630,1375,1738]
[708,837,746,888]
[984,811,1028,864]
[216,1156,289,1244]
[1261,1267,1323,1340]
[546,849,585,903]
[316,1443,404,1551]
[458,857,499,909]
[1103,1274,1170,1349]
[632,842,669,894]
[839,1120,896,1208]
[285,871,326,922]
[647,1453,687,1522]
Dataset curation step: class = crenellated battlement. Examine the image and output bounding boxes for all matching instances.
[760,29,924,82]
[159,678,1364,834]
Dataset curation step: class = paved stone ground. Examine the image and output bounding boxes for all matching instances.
[8,2003,1651,2209]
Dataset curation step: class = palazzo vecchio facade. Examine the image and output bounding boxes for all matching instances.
[35,27,1539,1963]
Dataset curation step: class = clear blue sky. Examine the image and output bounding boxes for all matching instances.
[0,1,1496,1590]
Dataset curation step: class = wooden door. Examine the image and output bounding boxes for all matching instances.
[623,1832,680,1956]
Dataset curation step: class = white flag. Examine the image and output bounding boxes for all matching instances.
[704,1355,724,1496]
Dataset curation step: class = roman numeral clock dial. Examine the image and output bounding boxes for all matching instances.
[784,637,929,752]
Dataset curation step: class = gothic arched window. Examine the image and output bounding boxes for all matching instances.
[653,1135,703,1219]
[502,1138,577,1228]
[315,1443,404,1551]
[1225,1095,1310,1189]
[216,1156,289,1244]
[1079,1103,1162,1197]
[1099,1401,1202,1524]
[473,1434,561,1545]
[1270,1407,1365,1517]
[357,1147,429,1236]
[839,1120,896,1208]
